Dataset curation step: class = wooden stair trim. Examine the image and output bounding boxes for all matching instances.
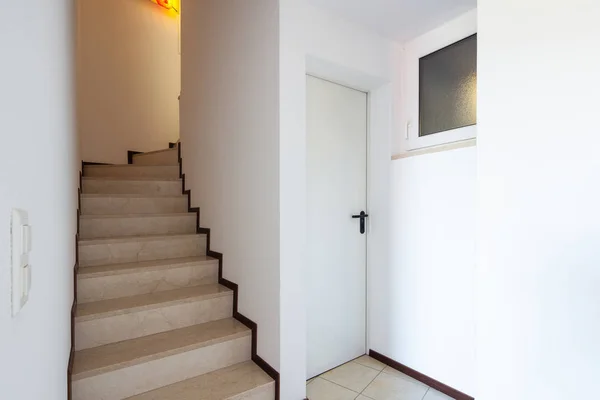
[178,143,280,400]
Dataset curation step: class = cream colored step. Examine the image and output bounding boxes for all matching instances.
[78,233,207,267]
[81,194,188,215]
[127,361,275,400]
[79,213,197,239]
[132,148,179,166]
[84,164,180,179]
[72,318,251,400]
[75,284,233,350]
[77,256,219,303]
[82,177,182,196]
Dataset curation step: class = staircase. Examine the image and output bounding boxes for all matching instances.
[71,146,275,399]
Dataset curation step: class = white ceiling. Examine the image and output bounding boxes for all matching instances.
[308,0,476,43]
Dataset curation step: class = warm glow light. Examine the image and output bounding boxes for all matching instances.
[149,0,179,14]
[157,0,172,9]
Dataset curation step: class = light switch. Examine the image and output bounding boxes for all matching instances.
[11,209,31,317]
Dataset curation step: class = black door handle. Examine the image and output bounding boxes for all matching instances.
[352,211,369,234]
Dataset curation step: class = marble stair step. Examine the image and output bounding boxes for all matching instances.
[81,194,188,215]
[126,361,275,400]
[84,164,180,179]
[78,233,207,267]
[79,212,197,239]
[132,148,179,166]
[75,284,233,350]
[77,256,219,303]
[82,176,182,196]
[72,318,251,400]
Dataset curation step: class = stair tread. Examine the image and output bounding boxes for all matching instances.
[80,212,194,219]
[125,361,273,400]
[76,284,231,321]
[78,232,204,245]
[73,318,250,380]
[78,256,217,278]
[83,176,181,182]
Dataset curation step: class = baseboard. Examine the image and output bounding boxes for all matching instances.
[177,143,281,400]
[368,350,474,400]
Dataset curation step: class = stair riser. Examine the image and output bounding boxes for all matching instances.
[133,150,178,166]
[72,336,251,400]
[81,196,188,215]
[79,236,207,267]
[84,165,180,179]
[77,263,219,303]
[79,215,196,239]
[75,295,233,350]
[83,179,182,195]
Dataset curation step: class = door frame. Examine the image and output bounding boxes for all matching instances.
[302,55,394,377]
[278,47,394,396]
[305,74,370,374]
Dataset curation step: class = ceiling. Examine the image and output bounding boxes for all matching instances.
[307,0,476,43]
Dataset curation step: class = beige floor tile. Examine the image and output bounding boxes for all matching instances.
[423,388,454,400]
[362,372,428,400]
[381,366,424,385]
[321,362,380,392]
[306,378,358,400]
[353,355,387,371]
[356,396,375,400]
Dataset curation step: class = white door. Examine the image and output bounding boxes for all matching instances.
[306,75,368,378]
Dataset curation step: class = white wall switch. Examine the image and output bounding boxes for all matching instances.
[11,209,32,317]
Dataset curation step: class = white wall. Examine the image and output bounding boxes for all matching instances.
[180,0,281,371]
[477,1,600,399]
[0,1,77,399]
[77,0,180,164]
[371,147,477,395]
[279,2,401,397]
[364,12,478,396]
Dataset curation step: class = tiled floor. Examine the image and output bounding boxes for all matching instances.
[306,355,454,400]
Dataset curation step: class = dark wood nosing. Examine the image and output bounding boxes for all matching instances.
[82,161,112,167]
[127,150,143,164]
[177,143,280,400]
[369,350,474,400]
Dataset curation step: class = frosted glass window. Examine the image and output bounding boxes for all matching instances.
[419,34,477,136]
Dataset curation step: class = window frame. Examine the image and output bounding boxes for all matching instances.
[403,13,477,151]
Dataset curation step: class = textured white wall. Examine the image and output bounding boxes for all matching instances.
[0,1,77,399]
[77,0,180,164]
[180,0,281,371]
[368,13,479,396]
[370,147,477,395]
[477,1,600,399]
